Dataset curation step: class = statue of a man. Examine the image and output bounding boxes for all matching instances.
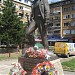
[26,0,50,49]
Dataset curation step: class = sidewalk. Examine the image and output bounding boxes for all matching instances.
[64,71,75,75]
[0,59,18,75]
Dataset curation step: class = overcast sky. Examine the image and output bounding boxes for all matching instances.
[48,0,61,3]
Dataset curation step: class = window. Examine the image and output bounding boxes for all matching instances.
[71,30,75,34]
[56,24,60,26]
[65,1,70,4]
[19,13,24,17]
[16,5,18,8]
[54,31,60,34]
[50,18,53,21]
[71,22,75,26]
[55,16,60,20]
[19,6,23,10]
[63,15,70,19]
[71,14,75,18]
[72,6,75,10]
[48,32,53,35]
[63,30,70,34]
[48,23,53,27]
[54,12,60,15]
[64,7,70,12]
[64,22,70,26]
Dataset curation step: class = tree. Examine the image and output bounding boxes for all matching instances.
[0,0,25,45]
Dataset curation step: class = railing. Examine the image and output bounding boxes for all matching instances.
[50,19,61,22]
[50,12,61,16]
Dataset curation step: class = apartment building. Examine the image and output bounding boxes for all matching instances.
[48,0,75,42]
[62,0,75,42]
[0,0,31,23]
[13,0,31,23]
[48,2,61,37]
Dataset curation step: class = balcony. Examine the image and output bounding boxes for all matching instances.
[48,26,61,32]
[53,26,60,28]
[50,13,54,16]
[54,12,61,15]
[50,12,61,16]
[50,19,61,23]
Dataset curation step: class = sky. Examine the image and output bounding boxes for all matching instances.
[48,0,61,3]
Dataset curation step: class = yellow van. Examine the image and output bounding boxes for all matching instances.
[54,42,75,57]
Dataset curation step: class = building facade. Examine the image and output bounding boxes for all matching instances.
[13,0,31,23]
[48,0,75,42]
[48,2,61,36]
[62,0,75,42]
[0,0,31,23]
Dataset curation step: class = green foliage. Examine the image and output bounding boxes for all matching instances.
[62,58,75,71]
[0,0,26,44]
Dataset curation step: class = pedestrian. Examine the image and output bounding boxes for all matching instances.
[17,45,19,53]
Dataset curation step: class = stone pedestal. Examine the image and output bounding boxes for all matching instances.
[18,57,47,75]
[18,56,64,75]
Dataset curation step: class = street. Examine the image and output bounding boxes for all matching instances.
[0,59,18,75]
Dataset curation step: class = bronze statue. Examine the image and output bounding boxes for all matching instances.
[26,0,50,49]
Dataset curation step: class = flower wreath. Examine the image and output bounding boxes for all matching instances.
[32,61,58,75]
[9,63,27,75]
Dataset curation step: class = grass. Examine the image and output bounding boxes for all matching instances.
[0,51,21,60]
[62,58,75,71]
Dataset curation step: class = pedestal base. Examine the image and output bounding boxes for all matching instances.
[18,57,47,75]
[18,56,64,75]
